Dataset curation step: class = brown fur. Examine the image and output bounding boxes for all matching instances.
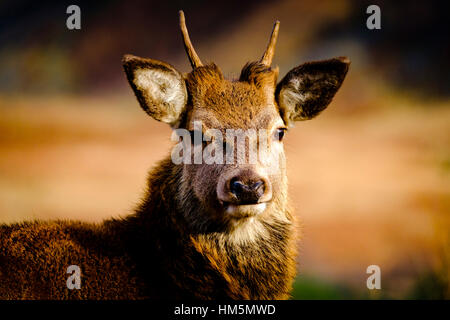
[0,156,296,299]
[0,18,349,300]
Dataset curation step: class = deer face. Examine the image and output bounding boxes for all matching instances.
[123,11,349,231]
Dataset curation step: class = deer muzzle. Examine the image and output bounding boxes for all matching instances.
[217,168,273,217]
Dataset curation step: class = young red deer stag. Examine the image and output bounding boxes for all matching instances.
[0,11,349,299]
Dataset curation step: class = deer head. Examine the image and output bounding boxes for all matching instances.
[123,11,349,234]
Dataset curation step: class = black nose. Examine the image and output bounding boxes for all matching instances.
[229,178,265,204]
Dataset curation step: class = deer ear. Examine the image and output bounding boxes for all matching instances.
[276,57,349,125]
[123,54,187,127]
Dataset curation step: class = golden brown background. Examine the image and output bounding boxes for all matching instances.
[0,0,448,299]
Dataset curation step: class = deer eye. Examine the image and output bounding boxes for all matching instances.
[274,128,287,141]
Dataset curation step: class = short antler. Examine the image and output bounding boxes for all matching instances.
[179,10,203,69]
[260,21,280,67]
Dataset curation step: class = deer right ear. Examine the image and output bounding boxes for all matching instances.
[276,57,349,125]
[123,54,187,127]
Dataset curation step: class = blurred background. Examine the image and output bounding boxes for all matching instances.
[0,0,448,299]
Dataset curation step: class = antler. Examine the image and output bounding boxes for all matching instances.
[179,10,203,69]
[260,21,280,67]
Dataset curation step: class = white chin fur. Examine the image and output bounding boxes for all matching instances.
[226,203,267,217]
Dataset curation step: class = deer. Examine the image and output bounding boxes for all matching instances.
[0,11,349,300]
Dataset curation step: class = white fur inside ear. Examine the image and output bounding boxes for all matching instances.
[279,78,311,121]
[133,68,186,124]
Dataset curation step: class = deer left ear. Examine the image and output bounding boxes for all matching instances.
[276,57,349,125]
[123,54,187,127]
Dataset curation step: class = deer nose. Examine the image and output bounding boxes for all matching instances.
[226,175,271,205]
[230,178,265,202]
[217,169,273,205]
